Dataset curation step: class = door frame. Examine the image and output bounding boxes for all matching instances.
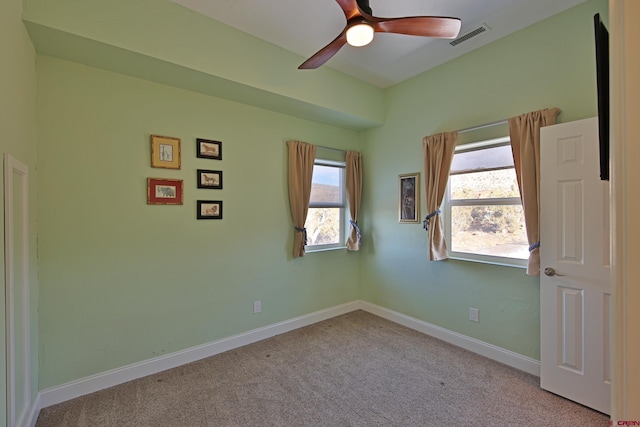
[4,153,31,427]
[610,0,640,419]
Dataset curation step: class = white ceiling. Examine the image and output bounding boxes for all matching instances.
[170,0,586,88]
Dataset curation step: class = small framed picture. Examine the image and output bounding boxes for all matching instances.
[399,173,420,223]
[197,169,223,189]
[196,138,222,160]
[147,178,184,205]
[151,135,181,169]
[197,200,223,220]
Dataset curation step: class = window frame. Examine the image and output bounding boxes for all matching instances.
[444,136,528,268]
[305,158,347,253]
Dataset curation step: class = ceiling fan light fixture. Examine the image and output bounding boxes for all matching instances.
[346,23,374,47]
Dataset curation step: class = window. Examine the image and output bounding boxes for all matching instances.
[304,159,346,251]
[444,137,528,267]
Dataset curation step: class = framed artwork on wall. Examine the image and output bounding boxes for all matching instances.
[147,178,184,205]
[151,135,181,169]
[196,138,222,160]
[399,173,420,223]
[197,169,223,189]
[197,200,223,219]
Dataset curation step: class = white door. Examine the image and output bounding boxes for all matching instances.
[540,117,610,414]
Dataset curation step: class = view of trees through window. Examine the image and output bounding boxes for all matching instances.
[306,206,340,245]
[305,163,344,247]
[448,153,528,261]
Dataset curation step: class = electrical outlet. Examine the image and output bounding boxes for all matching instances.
[469,307,479,322]
[253,300,262,314]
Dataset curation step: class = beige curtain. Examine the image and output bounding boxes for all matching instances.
[346,151,363,251]
[508,107,560,275]
[287,140,316,258]
[422,132,457,260]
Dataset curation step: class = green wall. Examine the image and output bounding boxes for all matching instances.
[360,0,607,360]
[0,0,39,424]
[26,0,607,395]
[36,56,363,389]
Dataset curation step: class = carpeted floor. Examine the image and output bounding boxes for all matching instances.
[36,310,609,426]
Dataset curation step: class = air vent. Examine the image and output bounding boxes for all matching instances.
[449,24,491,47]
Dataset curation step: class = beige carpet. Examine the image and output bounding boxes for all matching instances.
[36,310,609,426]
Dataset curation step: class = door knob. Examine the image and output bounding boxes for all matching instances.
[544,267,564,277]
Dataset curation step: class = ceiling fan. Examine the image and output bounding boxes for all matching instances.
[299,0,462,70]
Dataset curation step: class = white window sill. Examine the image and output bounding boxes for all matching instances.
[448,254,527,269]
[305,246,347,254]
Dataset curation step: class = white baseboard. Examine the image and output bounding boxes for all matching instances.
[38,301,361,408]
[37,299,539,411]
[358,301,540,376]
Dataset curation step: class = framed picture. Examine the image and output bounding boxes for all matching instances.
[197,200,223,219]
[399,173,420,223]
[196,138,222,160]
[197,169,223,189]
[147,178,184,205]
[151,135,181,169]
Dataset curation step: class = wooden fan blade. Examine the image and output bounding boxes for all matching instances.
[373,16,461,39]
[298,32,348,69]
[335,0,363,21]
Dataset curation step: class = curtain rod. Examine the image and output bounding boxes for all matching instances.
[456,118,509,134]
[315,144,346,153]
[456,109,562,134]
